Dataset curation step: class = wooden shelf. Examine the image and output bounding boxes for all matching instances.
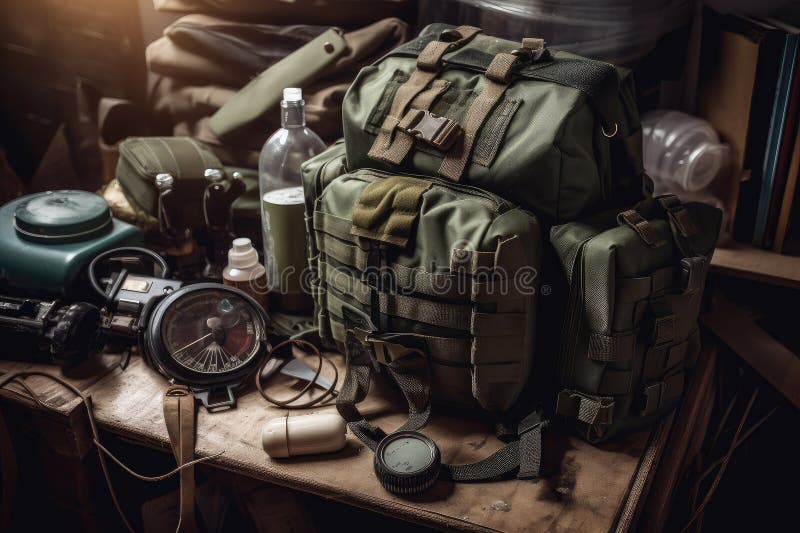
[710,242,800,289]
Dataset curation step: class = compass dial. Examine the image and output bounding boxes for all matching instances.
[160,288,265,375]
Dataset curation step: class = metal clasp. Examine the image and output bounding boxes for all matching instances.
[400,109,461,151]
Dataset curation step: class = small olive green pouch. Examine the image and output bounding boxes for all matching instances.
[208,28,348,142]
[116,137,224,229]
[351,175,432,248]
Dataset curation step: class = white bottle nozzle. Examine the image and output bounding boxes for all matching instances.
[283,87,302,102]
[228,237,259,269]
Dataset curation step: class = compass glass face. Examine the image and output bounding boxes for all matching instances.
[381,436,434,474]
[160,288,264,375]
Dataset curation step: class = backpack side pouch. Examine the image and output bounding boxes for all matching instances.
[551,196,721,442]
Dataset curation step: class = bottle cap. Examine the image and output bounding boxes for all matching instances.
[228,237,259,269]
[283,88,302,102]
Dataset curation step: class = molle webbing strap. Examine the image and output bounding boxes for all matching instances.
[556,390,615,429]
[653,315,677,346]
[657,194,699,258]
[367,26,482,165]
[450,248,495,273]
[658,195,697,238]
[588,330,637,363]
[438,51,517,181]
[319,256,529,309]
[321,286,473,333]
[378,292,472,330]
[319,261,372,305]
[450,235,526,275]
[471,312,526,336]
[417,26,483,69]
[316,233,369,271]
[681,257,706,294]
[163,385,198,533]
[618,209,667,248]
[641,371,685,416]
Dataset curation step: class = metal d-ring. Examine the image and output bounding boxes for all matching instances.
[602,122,619,138]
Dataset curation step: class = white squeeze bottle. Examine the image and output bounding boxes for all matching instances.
[223,238,268,309]
[258,88,326,292]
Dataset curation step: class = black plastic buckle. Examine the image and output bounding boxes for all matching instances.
[193,385,237,412]
[400,109,462,151]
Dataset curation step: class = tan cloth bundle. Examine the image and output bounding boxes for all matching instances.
[147,15,409,167]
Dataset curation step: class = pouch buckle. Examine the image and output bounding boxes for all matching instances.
[400,109,461,151]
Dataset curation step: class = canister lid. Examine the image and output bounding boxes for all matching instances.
[262,186,304,206]
[14,190,112,243]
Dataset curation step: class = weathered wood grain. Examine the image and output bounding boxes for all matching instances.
[1,350,653,532]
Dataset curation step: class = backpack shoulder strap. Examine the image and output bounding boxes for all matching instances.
[335,305,547,482]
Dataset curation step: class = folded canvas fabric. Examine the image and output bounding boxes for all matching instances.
[147,15,329,87]
[152,0,411,27]
[146,16,409,167]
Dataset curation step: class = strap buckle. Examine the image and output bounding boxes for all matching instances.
[400,109,462,151]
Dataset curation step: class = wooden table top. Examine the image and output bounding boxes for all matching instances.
[0,350,660,532]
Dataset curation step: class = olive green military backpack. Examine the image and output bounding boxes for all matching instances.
[342,23,645,225]
[301,24,719,482]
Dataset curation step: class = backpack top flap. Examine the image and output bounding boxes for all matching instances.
[342,23,644,224]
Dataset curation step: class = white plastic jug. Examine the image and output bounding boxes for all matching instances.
[642,110,730,195]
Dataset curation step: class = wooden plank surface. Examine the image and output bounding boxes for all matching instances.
[703,301,800,409]
[710,243,800,289]
[639,343,718,532]
[0,354,121,457]
[1,351,653,532]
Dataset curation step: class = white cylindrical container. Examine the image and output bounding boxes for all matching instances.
[261,412,347,458]
[222,237,268,309]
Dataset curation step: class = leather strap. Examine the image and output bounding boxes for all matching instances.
[438,40,540,181]
[368,25,482,165]
[163,385,198,533]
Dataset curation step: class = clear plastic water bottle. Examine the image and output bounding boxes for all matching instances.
[258,88,326,292]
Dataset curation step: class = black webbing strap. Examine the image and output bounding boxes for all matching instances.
[443,410,546,481]
[334,304,546,481]
[335,305,432,450]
